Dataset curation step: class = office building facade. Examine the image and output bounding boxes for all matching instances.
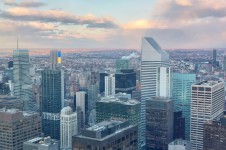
[115,69,136,94]
[190,80,224,150]
[141,37,169,147]
[104,74,115,96]
[0,108,41,150]
[172,73,196,140]
[60,106,77,149]
[203,114,226,150]
[72,120,138,150]
[146,97,174,150]
[76,91,86,131]
[41,69,64,140]
[13,49,33,111]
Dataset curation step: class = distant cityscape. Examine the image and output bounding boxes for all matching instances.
[0,37,226,150]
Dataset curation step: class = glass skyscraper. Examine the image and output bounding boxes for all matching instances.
[13,49,33,111]
[172,73,196,140]
[41,69,64,140]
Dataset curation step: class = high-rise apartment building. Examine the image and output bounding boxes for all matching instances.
[141,37,169,147]
[115,69,136,94]
[99,72,108,93]
[0,108,41,150]
[60,106,77,149]
[41,51,64,140]
[13,49,33,111]
[212,49,217,66]
[115,59,129,71]
[146,97,174,150]
[104,74,115,96]
[50,50,61,69]
[172,73,196,140]
[190,80,224,150]
[72,119,138,150]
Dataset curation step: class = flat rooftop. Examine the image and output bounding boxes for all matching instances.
[100,96,139,105]
[195,80,222,87]
[87,120,123,132]
[169,139,190,146]
[26,137,58,146]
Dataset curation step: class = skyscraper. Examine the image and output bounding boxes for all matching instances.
[50,50,61,69]
[115,59,129,71]
[141,37,169,147]
[60,106,77,149]
[146,97,174,150]
[99,72,108,93]
[190,80,224,150]
[13,49,33,111]
[41,51,64,140]
[172,73,196,140]
[76,91,86,131]
[104,74,115,96]
[0,108,41,150]
[115,69,136,94]
[212,49,217,66]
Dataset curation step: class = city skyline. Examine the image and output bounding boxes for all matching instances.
[1,0,226,49]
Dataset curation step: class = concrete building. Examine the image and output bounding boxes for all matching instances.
[0,108,41,150]
[23,137,59,150]
[13,49,33,111]
[60,106,77,149]
[168,139,191,150]
[104,74,115,96]
[190,80,224,150]
[72,119,138,150]
[0,96,23,109]
[203,114,226,150]
[141,37,169,147]
[146,97,174,150]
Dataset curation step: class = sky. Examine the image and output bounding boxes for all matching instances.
[1,0,226,49]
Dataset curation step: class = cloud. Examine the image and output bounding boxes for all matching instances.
[2,0,45,8]
[0,7,118,29]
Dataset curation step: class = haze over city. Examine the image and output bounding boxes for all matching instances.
[1,0,226,49]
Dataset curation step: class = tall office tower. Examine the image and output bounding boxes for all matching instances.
[141,37,169,147]
[190,80,224,150]
[115,59,129,71]
[13,49,33,111]
[50,50,61,69]
[172,73,196,140]
[104,74,115,96]
[115,69,136,94]
[212,49,217,66]
[0,108,41,150]
[72,120,138,149]
[76,91,86,131]
[132,89,141,101]
[146,97,174,150]
[60,106,77,149]
[87,84,98,124]
[41,69,64,140]
[174,111,185,140]
[203,114,226,150]
[23,137,59,150]
[99,72,108,93]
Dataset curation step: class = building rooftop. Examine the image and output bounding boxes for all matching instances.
[195,80,222,87]
[87,120,123,132]
[100,95,139,105]
[25,136,58,146]
[169,139,190,146]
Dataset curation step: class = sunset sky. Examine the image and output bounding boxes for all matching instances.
[1,0,226,49]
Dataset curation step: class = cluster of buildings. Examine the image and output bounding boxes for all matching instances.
[0,37,226,150]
